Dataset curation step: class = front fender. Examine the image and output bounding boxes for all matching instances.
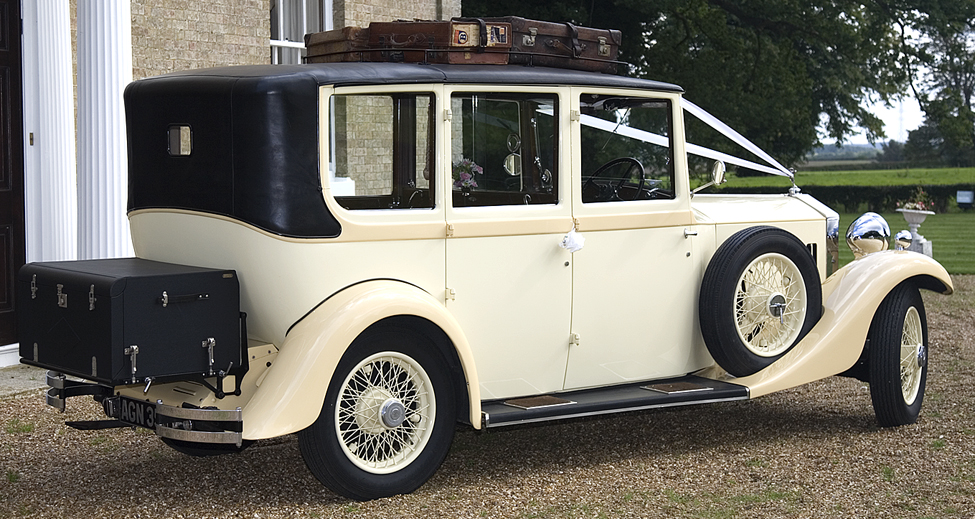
[729,250,952,397]
[241,280,481,439]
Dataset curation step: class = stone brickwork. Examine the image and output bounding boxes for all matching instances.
[336,0,461,28]
[131,0,270,79]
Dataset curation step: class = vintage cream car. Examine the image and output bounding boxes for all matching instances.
[35,63,952,500]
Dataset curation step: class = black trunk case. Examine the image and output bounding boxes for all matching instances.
[18,258,243,387]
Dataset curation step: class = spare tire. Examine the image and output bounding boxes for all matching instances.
[699,226,822,377]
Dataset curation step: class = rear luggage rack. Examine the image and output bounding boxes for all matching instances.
[45,371,244,447]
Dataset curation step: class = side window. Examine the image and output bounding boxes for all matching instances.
[331,93,435,210]
[579,94,675,203]
[450,93,558,207]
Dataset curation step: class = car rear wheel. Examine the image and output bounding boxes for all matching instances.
[298,324,456,501]
[700,226,822,377]
[869,282,928,427]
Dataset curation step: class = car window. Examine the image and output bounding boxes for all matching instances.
[450,93,558,207]
[331,93,435,210]
[579,94,675,203]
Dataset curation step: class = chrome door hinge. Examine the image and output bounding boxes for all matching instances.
[445,288,456,302]
[570,110,580,122]
[569,333,581,346]
[446,223,455,237]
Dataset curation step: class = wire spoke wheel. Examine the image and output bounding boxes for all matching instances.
[336,352,435,473]
[700,227,822,377]
[298,323,456,501]
[899,306,924,406]
[734,253,808,357]
[869,283,928,427]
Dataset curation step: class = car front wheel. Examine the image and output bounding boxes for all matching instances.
[298,324,456,500]
[868,282,928,427]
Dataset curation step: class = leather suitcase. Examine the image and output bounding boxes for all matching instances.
[367,19,511,64]
[305,26,370,63]
[18,258,245,387]
[482,17,621,73]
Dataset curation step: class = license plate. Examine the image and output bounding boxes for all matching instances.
[116,396,156,429]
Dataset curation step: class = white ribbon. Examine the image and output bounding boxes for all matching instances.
[559,226,585,253]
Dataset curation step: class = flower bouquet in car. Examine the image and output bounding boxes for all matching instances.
[452,158,482,190]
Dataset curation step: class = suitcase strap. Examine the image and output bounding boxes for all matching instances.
[159,291,210,307]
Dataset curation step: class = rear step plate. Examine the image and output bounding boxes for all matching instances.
[482,375,748,427]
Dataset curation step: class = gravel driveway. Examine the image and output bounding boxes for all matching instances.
[2,277,974,518]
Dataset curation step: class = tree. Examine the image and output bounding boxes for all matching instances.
[463,0,912,165]
[877,140,905,163]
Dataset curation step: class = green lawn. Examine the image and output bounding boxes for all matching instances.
[727,167,975,188]
[837,212,975,275]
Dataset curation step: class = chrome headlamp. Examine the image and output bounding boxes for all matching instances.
[846,212,890,259]
[894,229,913,251]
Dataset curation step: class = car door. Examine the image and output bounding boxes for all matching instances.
[564,89,713,390]
[443,87,574,400]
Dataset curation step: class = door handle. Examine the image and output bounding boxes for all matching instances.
[683,228,698,238]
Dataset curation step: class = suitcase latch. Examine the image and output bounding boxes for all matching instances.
[31,274,37,299]
[124,345,139,384]
[523,27,537,47]
[56,284,67,308]
[89,285,97,311]
[598,36,610,57]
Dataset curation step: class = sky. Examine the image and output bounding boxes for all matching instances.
[842,97,925,145]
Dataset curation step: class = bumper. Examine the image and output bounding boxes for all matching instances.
[46,371,244,447]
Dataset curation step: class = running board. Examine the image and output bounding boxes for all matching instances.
[480,375,749,428]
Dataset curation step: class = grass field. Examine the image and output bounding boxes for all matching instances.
[727,167,975,188]
[837,212,975,275]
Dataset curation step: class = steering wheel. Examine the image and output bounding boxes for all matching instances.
[583,157,646,202]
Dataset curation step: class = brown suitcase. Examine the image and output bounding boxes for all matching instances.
[482,17,621,73]
[367,19,511,64]
[305,26,371,63]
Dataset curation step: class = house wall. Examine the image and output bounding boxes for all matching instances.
[131,0,271,79]
[336,0,460,27]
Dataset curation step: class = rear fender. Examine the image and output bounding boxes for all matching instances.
[720,251,952,397]
[241,280,480,439]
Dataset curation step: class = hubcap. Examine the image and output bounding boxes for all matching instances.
[734,253,807,357]
[380,399,407,428]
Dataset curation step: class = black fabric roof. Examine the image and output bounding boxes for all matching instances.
[149,63,684,92]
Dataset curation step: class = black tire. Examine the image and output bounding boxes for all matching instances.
[298,324,456,501]
[161,438,253,457]
[868,282,928,427]
[700,226,822,377]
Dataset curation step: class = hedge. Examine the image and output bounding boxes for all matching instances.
[715,184,975,212]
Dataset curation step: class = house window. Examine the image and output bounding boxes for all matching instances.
[270,0,332,64]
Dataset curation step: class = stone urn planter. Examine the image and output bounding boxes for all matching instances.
[896,208,935,256]
[896,208,934,238]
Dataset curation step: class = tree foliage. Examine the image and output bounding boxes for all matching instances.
[905,2,975,167]
[463,0,912,165]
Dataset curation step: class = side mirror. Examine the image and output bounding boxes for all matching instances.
[710,160,726,186]
[692,160,727,195]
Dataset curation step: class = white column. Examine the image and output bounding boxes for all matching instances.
[76,0,133,259]
[22,1,77,262]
